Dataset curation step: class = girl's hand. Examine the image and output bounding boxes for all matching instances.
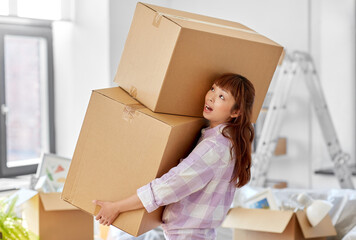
[92,200,121,226]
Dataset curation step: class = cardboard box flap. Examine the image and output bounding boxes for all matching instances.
[95,88,138,105]
[222,208,294,233]
[141,2,280,46]
[142,2,253,31]
[139,108,205,127]
[96,87,204,127]
[296,211,337,238]
[39,192,77,211]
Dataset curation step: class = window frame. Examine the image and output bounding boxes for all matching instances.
[5,0,70,21]
[0,20,55,177]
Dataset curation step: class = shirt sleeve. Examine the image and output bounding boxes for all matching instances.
[136,139,222,213]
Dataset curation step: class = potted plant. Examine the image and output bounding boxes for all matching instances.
[0,196,36,240]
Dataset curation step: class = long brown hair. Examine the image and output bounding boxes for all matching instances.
[214,73,255,188]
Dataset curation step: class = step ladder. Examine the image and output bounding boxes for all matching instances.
[250,51,355,189]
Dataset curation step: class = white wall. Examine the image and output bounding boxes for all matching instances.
[53,0,355,188]
[310,0,356,188]
[109,0,172,82]
[52,0,110,158]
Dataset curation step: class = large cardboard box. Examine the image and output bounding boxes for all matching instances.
[61,87,205,236]
[22,192,93,240]
[114,2,284,121]
[222,208,337,240]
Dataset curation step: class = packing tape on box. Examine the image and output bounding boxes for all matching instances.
[129,86,138,98]
[123,104,144,122]
[153,12,258,35]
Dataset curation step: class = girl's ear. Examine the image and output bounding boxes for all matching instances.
[230,110,240,118]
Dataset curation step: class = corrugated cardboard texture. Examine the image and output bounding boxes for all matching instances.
[144,3,255,33]
[40,192,77,211]
[62,87,205,236]
[39,198,93,240]
[296,211,336,238]
[222,207,293,233]
[233,216,299,240]
[115,3,180,111]
[144,3,279,46]
[23,193,93,240]
[115,2,284,121]
[223,208,336,240]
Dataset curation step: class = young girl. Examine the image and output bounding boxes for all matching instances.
[93,73,255,240]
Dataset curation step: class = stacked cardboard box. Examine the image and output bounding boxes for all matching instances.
[222,208,337,240]
[62,88,205,236]
[62,2,283,237]
[115,2,283,122]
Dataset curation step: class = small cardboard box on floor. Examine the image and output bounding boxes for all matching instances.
[222,208,337,240]
[115,2,284,122]
[61,87,205,236]
[11,189,93,240]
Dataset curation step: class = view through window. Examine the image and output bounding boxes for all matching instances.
[0,23,54,177]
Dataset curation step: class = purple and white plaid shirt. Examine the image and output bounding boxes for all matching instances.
[137,124,237,240]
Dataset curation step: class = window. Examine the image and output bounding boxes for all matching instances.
[0,0,70,21]
[0,1,9,16]
[17,0,62,20]
[0,22,55,177]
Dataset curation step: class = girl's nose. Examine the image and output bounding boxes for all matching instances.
[207,91,215,102]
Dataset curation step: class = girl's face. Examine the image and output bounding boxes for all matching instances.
[203,84,239,128]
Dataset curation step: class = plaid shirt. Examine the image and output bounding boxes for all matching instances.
[137,124,236,239]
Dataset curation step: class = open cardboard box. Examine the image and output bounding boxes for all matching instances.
[10,189,93,240]
[61,87,205,236]
[222,207,337,240]
[115,2,284,121]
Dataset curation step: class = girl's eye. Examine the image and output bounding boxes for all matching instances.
[219,95,225,100]
[211,87,215,92]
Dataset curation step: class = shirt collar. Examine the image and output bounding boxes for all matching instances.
[201,123,226,139]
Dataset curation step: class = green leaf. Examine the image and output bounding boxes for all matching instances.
[4,195,18,219]
[0,194,34,240]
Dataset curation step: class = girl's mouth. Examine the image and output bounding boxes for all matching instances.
[204,104,213,112]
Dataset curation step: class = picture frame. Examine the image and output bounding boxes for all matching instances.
[244,188,279,210]
[36,153,71,192]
